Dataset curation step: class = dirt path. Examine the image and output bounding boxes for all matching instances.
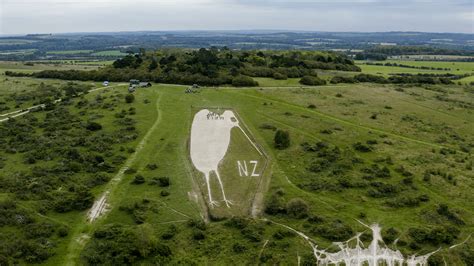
[87,92,163,221]
[65,92,162,265]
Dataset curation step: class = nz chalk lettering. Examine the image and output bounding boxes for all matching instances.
[237,160,260,177]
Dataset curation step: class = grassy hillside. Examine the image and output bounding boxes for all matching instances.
[0,59,473,265]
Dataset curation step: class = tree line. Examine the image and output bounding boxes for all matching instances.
[5,48,360,86]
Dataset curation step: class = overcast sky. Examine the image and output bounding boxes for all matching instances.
[0,0,473,35]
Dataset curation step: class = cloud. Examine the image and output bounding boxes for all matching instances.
[0,0,472,34]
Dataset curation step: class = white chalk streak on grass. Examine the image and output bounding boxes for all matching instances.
[258,240,270,260]
[237,125,263,156]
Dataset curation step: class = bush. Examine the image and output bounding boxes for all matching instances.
[241,225,263,242]
[187,219,206,230]
[330,76,357,84]
[260,123,277,131]
[437,204,465,225]
[232,243,247,253]
[273,72,288,80]
[125,94,135,103]
[146,163,158,170]
[192,230,205,240]
[408,226,459,245]
[385,195,429,208]
[157,177,170,187]
[264,194,285,215]
[299,75,326,86]
[367,182,399,198]
[57,226,69,237]
[161,225,177,240]
[312,220,353,241]
[124,168,137,174]
[427,254,445,266]
[131,175,145,184]
[232,75,258,87]
[353,142,373,152]
[274,129,290,149]
[285,198,309,219]
[354,74,387,83]
[155,243,172,257]
[86,121,102,131]
[83,224,158,264]
[225,217,249,229]
[149,177,170,187]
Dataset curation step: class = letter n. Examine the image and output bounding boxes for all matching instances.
[237,161,248,177]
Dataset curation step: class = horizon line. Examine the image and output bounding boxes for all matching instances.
[1,29,473,37]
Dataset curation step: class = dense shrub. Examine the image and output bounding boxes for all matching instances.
[367,182,399,198]
[232,243,247,253]
[86,121,102,131]
[354,74,387,83]
[264,193,286,215]
[224,217,249,229]
[437,204,465,225]
[161,225,177,240]
[131,175,145,184]
[299,76,326,86]
[124,168,137,174]
[408,226,459,245]
[285,198,309,219]
[353,142,373,152]
[192,230,205,240]
[241,224,264,242]
[273,72,288,80]
[274,129,290,149]
[82,224,160,264]
[146,163,158,170]
[330,76,358,84]
[385,194,429,208]
[382,227,399,243]
[232,75,259,87]
[125,94,135,103]
[311,220,353,241]
[149,176,170,187]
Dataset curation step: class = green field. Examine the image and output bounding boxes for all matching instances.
[0,39,37,45]
[0,61,101,75]
[0,59,473,265]
[356,60,474,77]
[46,50,94,55]
[44,50,125,56]
[91,50,127,56]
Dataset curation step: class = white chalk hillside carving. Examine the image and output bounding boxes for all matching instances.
[190,109,261,208]
[311,222,439,266]
[266,219,453,266]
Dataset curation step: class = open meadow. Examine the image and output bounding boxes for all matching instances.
[356,59,474,84]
